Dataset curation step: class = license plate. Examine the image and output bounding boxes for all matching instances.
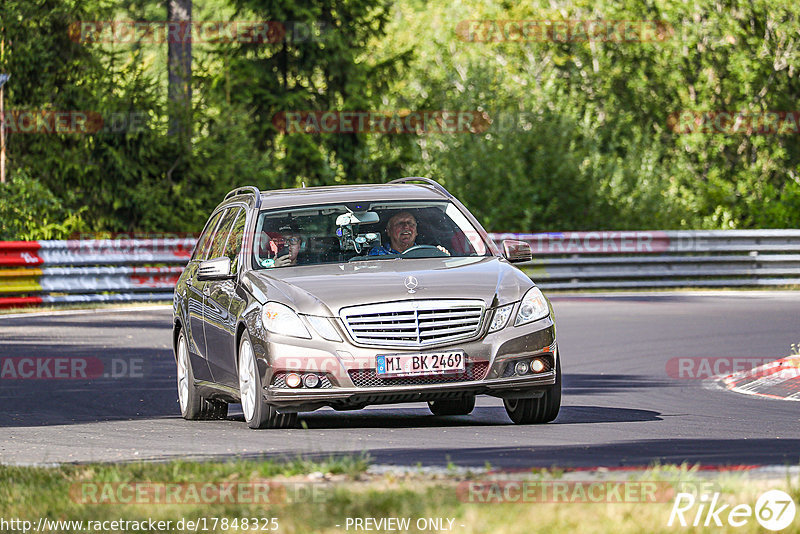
[376,351,465,377]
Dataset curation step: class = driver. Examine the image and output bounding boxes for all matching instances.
[369,211,449,256]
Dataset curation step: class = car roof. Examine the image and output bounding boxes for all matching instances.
[256,183,448,210]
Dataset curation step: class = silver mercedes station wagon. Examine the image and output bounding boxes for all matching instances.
[172,178,560,429]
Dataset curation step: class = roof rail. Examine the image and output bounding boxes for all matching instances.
[224,186,262,208]
[387,177,454,199]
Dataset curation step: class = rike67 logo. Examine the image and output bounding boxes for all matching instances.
[669,490,796,531]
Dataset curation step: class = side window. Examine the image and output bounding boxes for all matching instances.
[207,208,238,260]
[223,209,246,274]
[192,210,225,261]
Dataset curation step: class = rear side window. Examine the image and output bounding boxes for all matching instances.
[192,210,225,261]
[207,208,239,260]
[223,209,247,274]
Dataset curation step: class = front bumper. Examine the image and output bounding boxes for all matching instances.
[265,371,555,411]
[249,313,558,412]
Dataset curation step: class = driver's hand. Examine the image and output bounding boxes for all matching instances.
[436,245,451,256]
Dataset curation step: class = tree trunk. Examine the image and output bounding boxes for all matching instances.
[167,0,192,141]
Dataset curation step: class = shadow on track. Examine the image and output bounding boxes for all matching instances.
[153,437,800,470]
[564,373,677,396]
[292,405,661,429]
[0,345,177,428]
[357,438,800,468]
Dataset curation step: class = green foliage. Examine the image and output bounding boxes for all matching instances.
[197,0,416,187]
[381,0,800,230]
[0,170,88,240]
[1,0,800,238]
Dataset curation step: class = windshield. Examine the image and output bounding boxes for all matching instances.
[252,200,490,269]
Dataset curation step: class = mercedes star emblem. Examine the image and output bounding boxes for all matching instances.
[404,275,419,293]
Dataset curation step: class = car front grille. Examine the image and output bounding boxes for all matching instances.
[348,361,489,387]
[339,299,485,348]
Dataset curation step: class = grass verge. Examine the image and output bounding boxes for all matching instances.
[1,458,798,533]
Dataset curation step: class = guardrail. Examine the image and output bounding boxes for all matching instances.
[0,231,798,308]
[496,230,800,290]
[0,239,193,308]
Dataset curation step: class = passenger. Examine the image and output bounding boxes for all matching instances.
[274,224,302,267]
[256,231,280,267]
[369,211,449,256]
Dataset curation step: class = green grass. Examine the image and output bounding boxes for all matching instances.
[1,458,798,533]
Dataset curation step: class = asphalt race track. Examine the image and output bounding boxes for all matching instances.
[0,291,798,469]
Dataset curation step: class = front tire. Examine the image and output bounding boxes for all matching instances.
[428,396,476,416]
[503,354,561,424]
[176,330,228,420]
[238,332,297,429]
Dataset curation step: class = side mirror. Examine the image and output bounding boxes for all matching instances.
[502,240,532,263]
[197,257,233,281]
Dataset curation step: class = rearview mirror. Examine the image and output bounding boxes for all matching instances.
[502,240,533,263]
[335,211,380,226]
[197,257,233,280]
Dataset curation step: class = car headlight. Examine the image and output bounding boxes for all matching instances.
[488,304,514,333]
[304,315,342,342]
[514,287,549,326]
[261,302,311,339]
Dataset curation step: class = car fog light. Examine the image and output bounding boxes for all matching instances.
[303,373,321,388]
[286,373,302,388]
[531,359,545,373]
[514,361,529,375]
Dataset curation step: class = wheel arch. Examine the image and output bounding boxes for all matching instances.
[172,317,184,362]
[234,321,249,372]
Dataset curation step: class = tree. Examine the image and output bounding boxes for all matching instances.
[204,0,415,188]
[167,0,192,142]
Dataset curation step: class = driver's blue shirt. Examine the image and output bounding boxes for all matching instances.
[368,243,415,256]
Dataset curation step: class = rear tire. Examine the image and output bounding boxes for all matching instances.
[238,332,297,429]
[503,354,561,424]
[176,330,228,420]
[428,396,476,416]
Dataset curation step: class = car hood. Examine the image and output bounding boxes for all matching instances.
[243,256,535,316]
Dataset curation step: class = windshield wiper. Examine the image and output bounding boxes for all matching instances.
[348,254,399,262]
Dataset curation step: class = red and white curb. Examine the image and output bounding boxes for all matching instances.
[714,355,800,401]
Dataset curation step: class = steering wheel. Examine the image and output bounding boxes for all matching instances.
[401,245,449,258]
